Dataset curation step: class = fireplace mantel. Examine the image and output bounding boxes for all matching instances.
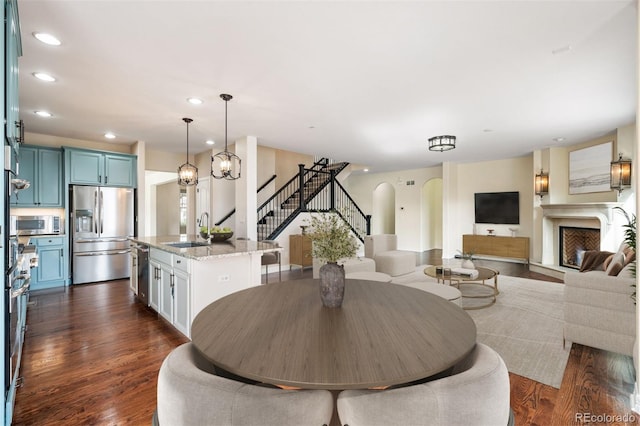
[541,203,623,225]
[540,202,623,265]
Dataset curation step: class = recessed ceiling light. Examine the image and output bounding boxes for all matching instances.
[33,72,56,82]
[104,132,116,139]
[33,32,61,46]
[205,140,215,145]
[363,168,369,172]
[553,137,566,142]
[187,97,203,105]
[34,110,52,117]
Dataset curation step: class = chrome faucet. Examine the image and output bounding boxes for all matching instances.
[199,212,210,238]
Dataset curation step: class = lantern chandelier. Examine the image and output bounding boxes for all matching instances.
[428,135,456,152]
[177,117,198,186]
[211,94,242,180]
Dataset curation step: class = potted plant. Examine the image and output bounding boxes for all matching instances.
[305,212,358,308]
[614,207,636,302]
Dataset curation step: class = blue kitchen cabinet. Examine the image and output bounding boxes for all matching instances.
[4,0,21,151]
[29,236,67,290]
[66,148,137,187]
[10,146,63,207]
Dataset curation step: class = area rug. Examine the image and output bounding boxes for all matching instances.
[465,275,569,388]
[393,266,570,388]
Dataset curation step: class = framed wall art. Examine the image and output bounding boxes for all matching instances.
[568,141,612,194]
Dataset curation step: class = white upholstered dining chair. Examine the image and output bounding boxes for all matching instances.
[156,342,333,426]
[337,343,512,426]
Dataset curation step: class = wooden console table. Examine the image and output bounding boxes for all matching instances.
[463,234,529,262]
[289,234,312,270]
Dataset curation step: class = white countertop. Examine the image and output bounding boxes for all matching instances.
[130,235,282,261]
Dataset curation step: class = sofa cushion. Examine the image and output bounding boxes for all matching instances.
[618,262,635,279]
[602,254,615,270]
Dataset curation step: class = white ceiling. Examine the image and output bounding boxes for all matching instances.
[17,1,637,173]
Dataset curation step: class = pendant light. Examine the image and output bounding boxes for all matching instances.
[211,94,241,180]
[178,117,198,186]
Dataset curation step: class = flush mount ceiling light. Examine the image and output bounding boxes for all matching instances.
[187,97,203,105]
[33,72,56,82]
[610,153,632,194]
[211,94,241,180]
[534,169,549,198]
[205,139,215,146]
[104,132,116,139]
[178,118,198,186]
[33,32,61,46]
[428,135,456,152]
[34,110,52,117]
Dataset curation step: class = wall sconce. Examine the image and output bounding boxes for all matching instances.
[534,169,549,198]
[610,153,632,194]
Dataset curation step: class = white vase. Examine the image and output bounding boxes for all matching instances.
[462,259,475,269]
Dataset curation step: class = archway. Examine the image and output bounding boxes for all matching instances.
[372,182,395,234]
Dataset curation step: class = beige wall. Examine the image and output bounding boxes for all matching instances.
[274,149,314,188]
[155,181,181,236]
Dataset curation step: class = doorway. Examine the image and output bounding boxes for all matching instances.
[372,182,395,234]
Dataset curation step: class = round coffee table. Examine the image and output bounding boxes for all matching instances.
[424,265,500,310]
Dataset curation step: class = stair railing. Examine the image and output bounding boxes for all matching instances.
[259,162,370,241]
[214,174,276,226]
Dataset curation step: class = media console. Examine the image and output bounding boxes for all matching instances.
[462,234,529,263]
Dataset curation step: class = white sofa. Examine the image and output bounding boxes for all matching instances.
[364,234,416,277]
[563,247,636,357]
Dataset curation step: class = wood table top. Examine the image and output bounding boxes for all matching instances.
[191,278,477,390]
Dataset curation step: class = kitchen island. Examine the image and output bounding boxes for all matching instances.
[130,235,282,338]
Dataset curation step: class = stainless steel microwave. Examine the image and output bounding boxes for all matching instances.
[10,215,62,236]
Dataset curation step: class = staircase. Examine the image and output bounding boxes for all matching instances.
[257,159,370,241]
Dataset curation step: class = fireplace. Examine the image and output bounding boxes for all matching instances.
[540,203,623,267]
[559,226,600,269]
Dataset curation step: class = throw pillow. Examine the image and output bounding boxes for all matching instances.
[623,250,636,266]
[606,251,626,276]
[603,254,615,271]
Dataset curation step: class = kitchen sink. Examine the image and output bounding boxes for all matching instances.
[164,241,210,248]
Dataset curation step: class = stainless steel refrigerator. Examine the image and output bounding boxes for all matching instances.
[71,186,134,284]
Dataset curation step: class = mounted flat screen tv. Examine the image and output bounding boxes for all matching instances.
[474,191,520,225]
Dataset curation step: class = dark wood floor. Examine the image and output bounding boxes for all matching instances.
[12,253,640,425]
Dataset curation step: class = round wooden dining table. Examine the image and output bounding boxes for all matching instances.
[191,278,477,390]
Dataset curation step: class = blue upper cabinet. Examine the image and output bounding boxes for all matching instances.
[66,148,137,187]
[5,0,22,152]
[11,146,63,207]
